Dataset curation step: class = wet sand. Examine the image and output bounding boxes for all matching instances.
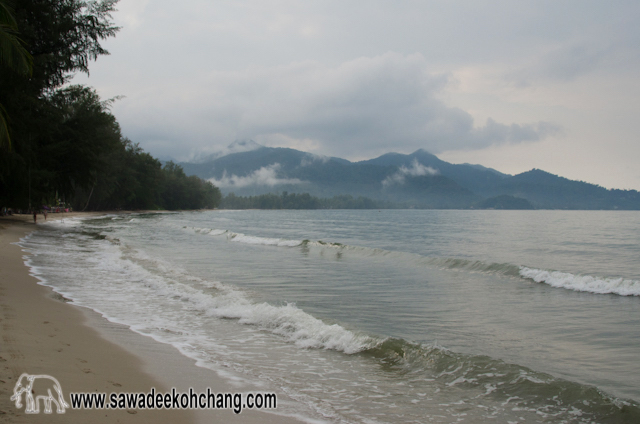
[0,213,303,423]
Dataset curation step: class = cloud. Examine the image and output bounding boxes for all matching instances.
[382,159,439,187]
[70,0,640,190]
[192,139,262,163]
[471,119,563,145]
[114,52,560,160]
[507,43,610,87]
[300,154,330,167]
[207,164,303,188]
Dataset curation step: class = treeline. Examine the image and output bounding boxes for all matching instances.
[0,0,220,211]
[72,140,221,211]
[221,192,393,209]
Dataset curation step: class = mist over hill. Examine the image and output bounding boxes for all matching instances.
[178,141,640,209]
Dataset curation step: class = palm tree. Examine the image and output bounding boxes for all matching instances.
[0,0,33,150]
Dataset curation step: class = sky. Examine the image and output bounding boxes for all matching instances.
[72,0,640,190]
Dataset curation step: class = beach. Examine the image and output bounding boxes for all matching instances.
[2,209,638,423]
[0,213,302,424]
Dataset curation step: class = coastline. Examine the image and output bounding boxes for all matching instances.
[0,213,304,423]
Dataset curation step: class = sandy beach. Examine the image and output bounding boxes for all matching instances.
[0,213,303,423]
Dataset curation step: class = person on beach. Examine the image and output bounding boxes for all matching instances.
[33,210,37,223]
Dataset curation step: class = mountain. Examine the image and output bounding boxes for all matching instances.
[359,149,509,194]
[178,143,480,207]
[178,142,640,209]
[487,169,640,209]
[190,139,263,163]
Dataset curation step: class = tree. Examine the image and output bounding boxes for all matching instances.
[42,85,123,197]
[5,0,119,93]
[0,0,120,207]
[159,162,221,210]
[0,0,32,73]
[0,0,223,211]
[0,0,32,150]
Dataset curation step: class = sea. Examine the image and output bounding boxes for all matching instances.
[18,210,640,423]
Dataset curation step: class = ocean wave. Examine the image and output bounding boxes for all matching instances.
[183,224,640,298]
[20,216,640,423]
[362,338,640,422]
[91,237,377,354]
[126,246,375,353]
[42,217,85,228]
[520,267,640,296]
[205,297,376,354]
[228,233,303,247]
[184,287,375,354]
[423,257,522,277]
[22,223,375,357]
[184,225,304,247]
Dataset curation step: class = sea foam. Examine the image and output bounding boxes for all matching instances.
[184,225,303,247]
[28,226,375,355]
[519,267,640,296]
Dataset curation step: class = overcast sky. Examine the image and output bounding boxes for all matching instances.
[73,0,640,190]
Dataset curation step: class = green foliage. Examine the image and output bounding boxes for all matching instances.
[0,85,122,207]
[8,0,119,92]
[0,0,32,75]
[72,139,162,210]
[1,0,121,207]
[475,195,534,210]
[221,192,391,210]
[0,0,120,150]
[74,154,221,211]
[0,0,221,211]
[0,0,33,150]
[46,86,122,194]
[159,162,221,210]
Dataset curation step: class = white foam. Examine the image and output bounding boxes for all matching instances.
[228,232,303,247]
[185,225,303,247]
[185,226,228,236]
[519,267,640,296]
[184,225,354,250]
[41,217,85,228]
[147,274,376,354]
[21,215,638,424]
[208,229,228,236]
[205,299,374,354]
[22,227,372,355]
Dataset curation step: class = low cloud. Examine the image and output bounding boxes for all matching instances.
[382,159,439,187]
[471,119,562,146]
[116,52,561,160]
[300,154,330,167]
[207,164,304,188]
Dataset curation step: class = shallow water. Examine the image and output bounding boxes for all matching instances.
[20,210,640,423]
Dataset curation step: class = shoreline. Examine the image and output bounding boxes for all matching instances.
[0,213,304,423]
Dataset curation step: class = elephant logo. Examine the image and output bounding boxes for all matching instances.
[10,373,69,414]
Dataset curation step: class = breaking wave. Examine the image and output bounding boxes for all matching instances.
[182,224,639,297]
[520,267,640,296]
[23,228,375,355]
[361,338,640,423]
[20,212,640,423]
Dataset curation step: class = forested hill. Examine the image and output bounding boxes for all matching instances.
[486,169,640,210]
[180,142,640,210]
